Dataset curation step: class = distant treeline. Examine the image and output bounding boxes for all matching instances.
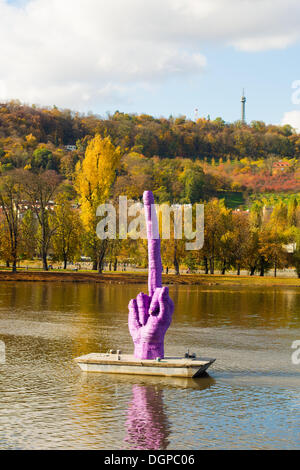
[1,101,300,163]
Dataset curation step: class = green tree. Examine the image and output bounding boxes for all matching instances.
[31,148,58,171]
[183,166,205,204]
[52,193,82,269]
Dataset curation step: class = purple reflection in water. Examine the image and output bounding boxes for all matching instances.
[124,384,170,450]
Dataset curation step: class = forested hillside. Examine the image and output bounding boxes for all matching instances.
[1,101,300,161]
[1,101,300,206]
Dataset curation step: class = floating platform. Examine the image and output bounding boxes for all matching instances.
[75,353,216,378]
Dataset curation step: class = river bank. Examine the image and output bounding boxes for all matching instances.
[0,270,299,287]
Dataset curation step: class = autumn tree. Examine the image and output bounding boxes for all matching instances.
[0,215,13,267]
[21,170,62,270]
[242,228,260,275]
[161,237,185,275]
[75,135,122,273]
[231,212,251,275]
[259,229,288,277]
[51,193,82,269]
[293,230,300,278]
[0,171,23,272]
[20,209,38,260]
[203,199,229,274]
[215,207,235,275]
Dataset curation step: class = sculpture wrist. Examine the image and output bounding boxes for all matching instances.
[134,341,164,360]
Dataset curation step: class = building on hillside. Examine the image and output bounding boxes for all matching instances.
[273,160,291,171]
[65,145,77,152]
[283,243,296,253]
[232,209,249,215]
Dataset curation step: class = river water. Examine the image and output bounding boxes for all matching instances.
[0,282,299,450]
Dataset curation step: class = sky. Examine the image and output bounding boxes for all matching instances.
[1,0,300,129]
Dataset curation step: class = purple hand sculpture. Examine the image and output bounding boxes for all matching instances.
[128,191,174,360]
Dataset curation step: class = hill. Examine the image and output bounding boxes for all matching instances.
[1,101,300,206]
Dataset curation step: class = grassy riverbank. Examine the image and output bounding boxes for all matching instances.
[0,270,299,287]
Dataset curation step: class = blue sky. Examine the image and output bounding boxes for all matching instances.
[1,0,300,128]
[126,44,299,124]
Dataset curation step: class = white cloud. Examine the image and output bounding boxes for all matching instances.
[281,111,300,133]
[233,35,298,52]
[0,0,299,110]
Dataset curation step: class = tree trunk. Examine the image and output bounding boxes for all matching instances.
[98,243,107,274]
[221,259,226,275]
[6,260,10,268]
[204,257,209,274]
[209,257,214,274]
[174,244,179,275]
[250,266,256,276]
[237,264,241,276]
[98,258,105,273]
[11,237,18,273]
[260,263,264,277]
[114,258,118,271]
[64,257,67,270]
[42,251,48,271]
[274,261,277,278]
[12,260,17,273]
[174,257,179,275]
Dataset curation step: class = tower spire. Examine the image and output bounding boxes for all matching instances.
[241,89,246,123]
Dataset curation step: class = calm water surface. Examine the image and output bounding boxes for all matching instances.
[0,282,299,450]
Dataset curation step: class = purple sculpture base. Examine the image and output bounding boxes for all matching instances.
[75,352,216,377]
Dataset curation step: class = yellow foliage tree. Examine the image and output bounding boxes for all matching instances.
[75,135,122,271]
